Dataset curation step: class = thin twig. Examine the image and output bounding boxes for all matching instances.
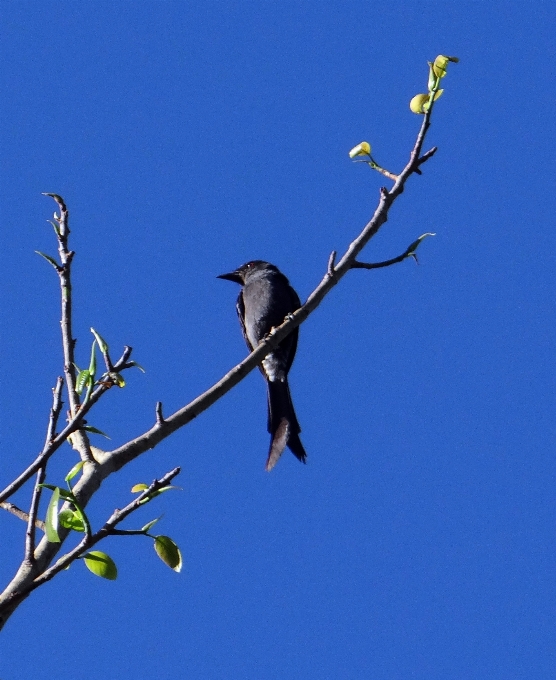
[327,251,336,277]
[0,503,45,531]
[351,233,436,270]
[155,402,165,425]
[44,195,95,464]
[0,346,136,504]
[24,468,46,562]
[24,378,64,559]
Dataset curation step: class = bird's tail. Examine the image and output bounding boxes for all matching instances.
[266,379,306,471]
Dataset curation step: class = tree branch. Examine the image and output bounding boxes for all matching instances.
[1,467,180,612]
[0,503,45,531]
[0,98,439,631]
[350,232,436,270]
[99,107,437,475]
[0,346,137,504]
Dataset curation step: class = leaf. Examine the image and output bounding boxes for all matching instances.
[83,425,111,439]
[141,516,162,533]
[59,509,85,532]
[75,369,92,395]
[138,484,181,504]
[39,484,77,502]
[45,487,61,543]
[83,551,118,580]
[127,361,146,373]
[35,251,60,270]
[131,483,149,493]
[154,536,182,572]
[48,220,60,236]
[90,327,109,354]
[141,515,162,533]
[409,93,429,114]
[150,485,181,497]
[65,460,85,483]
[432,54,459,78]
[88,339,97,376]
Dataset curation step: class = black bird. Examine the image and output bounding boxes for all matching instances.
[218,260,307,471]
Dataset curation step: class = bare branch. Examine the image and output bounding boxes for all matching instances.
[92,109,437,476]
[0,503,45,531]
[351,233,436,270]
[327,251,337,278]
[45,378,64,446]
[24,468,46,563]
[43,195,95,464]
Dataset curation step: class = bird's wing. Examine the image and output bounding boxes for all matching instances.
[236,290,254,352]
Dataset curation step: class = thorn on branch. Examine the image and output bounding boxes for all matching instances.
[155,402,165,425]
[380,187,390,202]
[417,146,438,167]
[327,251,337,278]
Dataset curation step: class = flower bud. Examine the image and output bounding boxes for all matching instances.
[433,55,459,78]
[409,94,429,114]
[348,141,372,158]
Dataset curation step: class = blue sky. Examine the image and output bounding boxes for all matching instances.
[1,2,555,679]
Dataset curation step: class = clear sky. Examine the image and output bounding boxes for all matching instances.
[1,2,555,679]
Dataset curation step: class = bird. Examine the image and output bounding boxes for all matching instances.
[218,260,307,471]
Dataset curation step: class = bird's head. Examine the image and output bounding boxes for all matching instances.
[217,260,274,284]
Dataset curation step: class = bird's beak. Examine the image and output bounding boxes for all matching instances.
[217,270,243,284]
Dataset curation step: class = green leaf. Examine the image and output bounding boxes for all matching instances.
[151,485,181,497]
[48,220,61,236]
[45,487,61,543]
[83,425,111,439]
[83,551,118,580]
[65,460,85,483]
[137,484,181,505]
[141,516,162,533]
[39,484,76,502]
[59,509,85,532]
[154,536,182,572]
[35,251,60,270]
[75,369,92,395]
[88,339,97,377]
[131,483,149,493]
[409,93,429,114]
[38,483,58,492]
[90,327,109,354]
[127,361,146,373]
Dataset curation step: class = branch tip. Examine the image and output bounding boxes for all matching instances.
[327,251,337,277]
[42,192,67,212]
